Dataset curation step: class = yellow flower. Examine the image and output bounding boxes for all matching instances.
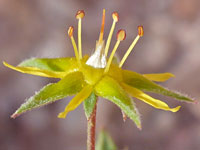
[3,9,194,129]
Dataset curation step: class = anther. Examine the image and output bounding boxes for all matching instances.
[68,26,74,37]
[112,12,119,22]
[119,26,144,68]
[104,12,119,57]
[138,26,144,37]
[76,10,85,19]
[117,29,126,41]
[104,29,126,73]
[76,10,85,59]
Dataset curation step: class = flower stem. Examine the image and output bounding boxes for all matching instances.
[87,102,97,150]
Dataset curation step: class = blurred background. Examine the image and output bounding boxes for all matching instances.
[1,0,200,150]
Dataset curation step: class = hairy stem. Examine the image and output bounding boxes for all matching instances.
[87,102,97,150]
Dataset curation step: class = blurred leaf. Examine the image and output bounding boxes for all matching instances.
[11,72,84,118]
[96,130,117,150]
[122,70,194,102]
[84,92,97,120]
[143,73,175,82]
[58,85,93,118]
[95,76,141,129]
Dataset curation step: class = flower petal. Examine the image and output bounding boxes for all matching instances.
[3,61,66,78]
[122,70,194,102]
[18,57,78,72]
[143,73,175,82]
[122,83,181,112]
[95,76,141,129]
[3,56,87,78]
[58,85,93,118]
[11,72,84,118]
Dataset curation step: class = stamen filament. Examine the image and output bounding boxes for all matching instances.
[119,35,140,68]
[104,40,120,73]
[104,12,119,57]
[68,26,79,60]
[104,29,126,73]
[119,26,144,68]
[71,37,79,60]
[78,19,82,59]
[76,10,85,59]
[98,9,105,43]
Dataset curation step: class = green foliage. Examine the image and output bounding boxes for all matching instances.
[12,72,84,118]
[96,130,117,150]
[122,70,194,102]
[84,92,97,120]
[95,76,141,129]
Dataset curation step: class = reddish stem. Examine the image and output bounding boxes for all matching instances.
[87,103,97,150]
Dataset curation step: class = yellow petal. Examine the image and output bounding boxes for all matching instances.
[58,85,93,118]
[143,73,175,82]
[122,83,181,112]
[3,61,66,78]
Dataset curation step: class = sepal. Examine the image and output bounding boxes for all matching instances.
[84,92,97,120]
[95,76,141,129]
[11,72,84,118]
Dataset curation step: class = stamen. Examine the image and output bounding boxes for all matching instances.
[76,10,85,59]
[138,26,144,37]
[76,10,85,19]
[119,26,143,68]
[104,12,119,57]
[98,9,106,43]
[68,26,79,60]
[104,29,126,73]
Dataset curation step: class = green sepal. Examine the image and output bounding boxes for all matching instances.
[96,130,117,150]
[11,72,84,118]
[19,57,78,72]
[95,76,141,129]
[83,92,97,120]
[122,70,194,102]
